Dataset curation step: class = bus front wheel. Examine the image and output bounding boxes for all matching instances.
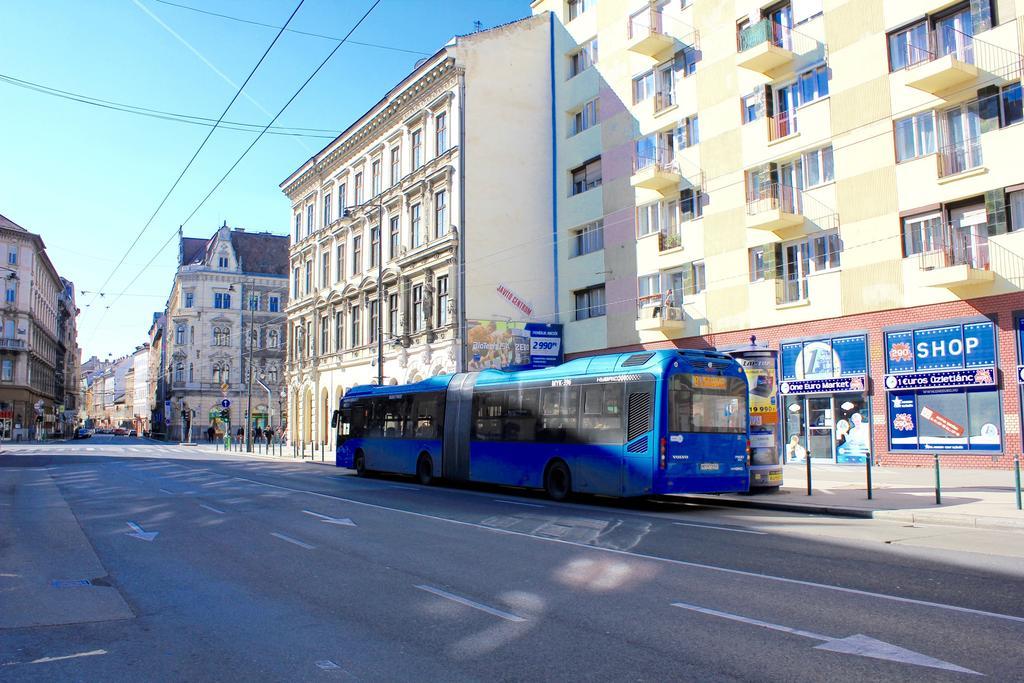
[544,460,572,501]
[354,451,367,477]
[416,453,434,486]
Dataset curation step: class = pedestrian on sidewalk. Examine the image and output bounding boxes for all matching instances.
[264,427,274,446]
[206,426,214,443]
[255,426,263,442]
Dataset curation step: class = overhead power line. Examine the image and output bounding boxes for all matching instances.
[153,0,432,56]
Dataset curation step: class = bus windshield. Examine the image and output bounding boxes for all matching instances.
[668,373,748,434]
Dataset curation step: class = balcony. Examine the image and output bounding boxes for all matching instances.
[626,7,673,57]
[937,138,984,178]
[775,277,808,306]
[900,27,981,95]
[659,228,682,252]
[917,224,993,287]
[653,89,676,115]
[631,148,681,192]
[746,184,804,232]
[768,111,797,142]
[0,338,25,351]
[635,294,685,334]
[736,19,795,75]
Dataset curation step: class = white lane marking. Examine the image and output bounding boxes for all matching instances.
[302,510,356,526]
[270,532,315,550]
[415,585,526,622]
[232,476,1024,626]
[388,485,418,491]
[126,522,158,542]
[672,521,767,535]
[158,488,173,495]
[316,660,341,670]
[493,499,546,509]
[199,504,225,515]
[671,602,981,675]
[1,649,109,666]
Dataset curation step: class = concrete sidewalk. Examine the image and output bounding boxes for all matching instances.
[684,461,1024,531]
[193,442,337,466]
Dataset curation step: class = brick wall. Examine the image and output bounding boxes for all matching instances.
[568,293,1023,469]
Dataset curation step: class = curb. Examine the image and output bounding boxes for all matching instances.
[673,494,1024,531]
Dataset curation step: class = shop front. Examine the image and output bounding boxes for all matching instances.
[778,334,871,464]
[884,319,1002,453]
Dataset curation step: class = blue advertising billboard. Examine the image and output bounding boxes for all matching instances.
[780,335,868,382]
[466,320,563,371]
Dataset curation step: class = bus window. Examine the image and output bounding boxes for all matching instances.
[669,374,748,434]
[349,401,370,438]
[473,391,505,441]
[581,384,624,443]
[539,386,580,442]
[382,397,407,438]
[504,388,539,441]
[412,392,441,439]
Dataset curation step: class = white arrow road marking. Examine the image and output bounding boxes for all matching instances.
[415,585,526,622]
[199,504,225,515]
[303,510,356,526]
[672,521,767,535]
[2,649,108,666]
[671,602,981,675]
[126,522,158,542]
[271,532,315,549]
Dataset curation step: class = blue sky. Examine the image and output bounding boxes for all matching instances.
[0,0,527,363]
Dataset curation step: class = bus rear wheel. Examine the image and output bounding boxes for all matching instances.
[416,453,434,486]
[354,451,367,477]
[544,461,572,501]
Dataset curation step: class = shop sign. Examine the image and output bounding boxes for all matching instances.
[887,393,918,450]
[781,335,867,381]
[883,367,995,391]
[779,375,866,395]
[885,321,995,373]
[467,320,562,371]
[496,283,533,318]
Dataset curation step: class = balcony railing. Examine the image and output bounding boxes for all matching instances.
[633,146,676,173]
[653,89,676,113]
[637,293,683,320]
[918,223,990,271]
[901,25,1024,79]
[775,276,808,305]
[0,338,25,350]
[768,111,797,141]
[627,6,664,40]
[937,137,983,177]
[746,182,800,216]
[738,18,790,53]
[659,229,682,251]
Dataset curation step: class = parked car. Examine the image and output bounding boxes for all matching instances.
[73,427,91,440]
[113,427,128,436]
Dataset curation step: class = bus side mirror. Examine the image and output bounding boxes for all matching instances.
[331,410,340,428]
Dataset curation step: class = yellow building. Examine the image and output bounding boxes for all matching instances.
[532,0,1024,468]
[280,15,557,447]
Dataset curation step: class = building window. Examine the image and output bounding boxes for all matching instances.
[636,201,673,237]
[175,363,184,383]
[304,260,312,294]
[637,273,661,304]
[887,21,929,72]
[306,204,314,236]
[307,320,314,356]
[323,192,332,227]
[569,38,598,78]
[742,89,764,124]
[1001,82,1023,127]
[574,285,606,320]
[4,284,14,304]
[894,111,936,162]
[336,244,345,282]
[320,315,328,353]
[567,0,595,21]
[269,296,279,313]
[412,129,423,169]
[184,292,194,308]
[632,70,655,104]
[370,225,380,268]
[676,115,700,148]
[389,216,400,260]
[680,188,704,222]
[334,311,343,351]
[293,267,300,297]
[350,305,361,347]
[689,261,706,295]
[570,157,602,196]
[571,220,604,257]
[2,359,13,381]
[435,112,448,155]
[749,246,768,282]
[7,247,16,265]
[390,147,401,186]
[369,300,379,342]
[317,252,326,288]
[434,191,448,237]
[798,64,829,104]
[337,182,347,215]
[803,145,834,187]
[217,256,228,268]
[352,236,362,275]
[268,329,279,348]
[570,98,599,136]
[370,159,382,197]
[412,284,424,332]
[175,325,185,345]
[214,292,231,309]
[354,172,363,204]
[388,293,399,336]
[437,276,449,326]
[294,213,301,241]
[1009,190,1024,232]
[411,203,423,247]
[901,211,943,256]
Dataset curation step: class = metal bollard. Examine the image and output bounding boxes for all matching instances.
[805,450,812,496]
[934,454,942,505]
[865,453,873,500]
[1014,454,1022,511]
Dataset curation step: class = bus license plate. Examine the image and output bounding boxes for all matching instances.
[699,463,720,472]
[769,471,782,482]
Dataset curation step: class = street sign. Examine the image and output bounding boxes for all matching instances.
[221,399,231,408]
[220,382,229,395]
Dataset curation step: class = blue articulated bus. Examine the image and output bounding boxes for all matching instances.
[335,349,750,500]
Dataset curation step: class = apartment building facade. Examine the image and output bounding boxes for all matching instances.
[533,0,1024,468]
[281,15,556,446]
[163,224,288,441]
[0,213,80,439]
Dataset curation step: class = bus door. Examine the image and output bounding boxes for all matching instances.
[622,380,656,495]
[442,373,477,481]
[335,401,355,468]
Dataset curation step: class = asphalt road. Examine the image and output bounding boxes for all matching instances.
[2,437,1022,681]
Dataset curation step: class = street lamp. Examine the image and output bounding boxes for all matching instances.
[343,199,385,386]
[229,282,257,452]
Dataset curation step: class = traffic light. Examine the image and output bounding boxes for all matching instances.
[221,409,229,420]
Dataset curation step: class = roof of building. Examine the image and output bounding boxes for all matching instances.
[180,228,288,276]
[0,213,28,232]
[181,237,207,265]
